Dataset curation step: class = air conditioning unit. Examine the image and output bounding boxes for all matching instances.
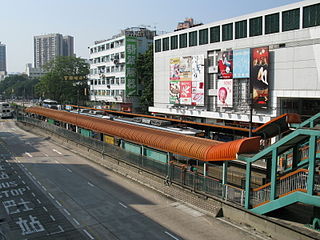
[113,59,119,65]
[107,85,110,88]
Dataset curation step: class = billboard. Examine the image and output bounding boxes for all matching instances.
[125,36,138,96]
[250,47,269,108]
[217,50,233,79]
[217,79,233,107]
[233,48,250,78]
[169,55,204,105]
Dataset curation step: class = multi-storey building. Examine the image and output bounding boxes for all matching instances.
[151,0,320,128]
[34,33,74,69]
[0,42,6,75]
[88,27,155,112]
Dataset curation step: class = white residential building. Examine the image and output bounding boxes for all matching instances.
[88,27,154,112]
[151,0,320,127]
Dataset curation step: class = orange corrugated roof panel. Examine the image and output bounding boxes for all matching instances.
[25,107,260,161]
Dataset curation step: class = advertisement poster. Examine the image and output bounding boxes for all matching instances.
[250,47,269,108]
[169,81,180,104]
[217,79,233,107]
[169,55,204,105]
[179,81,192,105]
[233,48,250,78]
[217,50,233,79]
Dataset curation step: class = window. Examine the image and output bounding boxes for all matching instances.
[155,39,161,52]
[120,52,125,58]
[162,37,169,51]
[282,8,300,31]
[249,17,262,37]
[171,35,178,50]
[199,29,208,45]
[235,20,247,39]
[265,13,280,34]
[303,3,320,28]
[179,33,187,48]
[222,23,233,41]
[210,26,220,43]
[121,77,125,84]
[189,31,197,47]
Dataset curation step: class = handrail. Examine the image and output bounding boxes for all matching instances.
[253,168,308,192]
[291,112,320,128]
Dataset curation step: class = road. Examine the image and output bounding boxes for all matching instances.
[0,119,267,240]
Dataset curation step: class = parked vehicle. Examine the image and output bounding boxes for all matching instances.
[0,102,13,118]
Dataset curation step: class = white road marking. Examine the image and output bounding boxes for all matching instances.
[63,209,71,216]
[50,215,56,221]
[22,181,26,184]
[44,153,49,157]
[36,199,41,204]
[55,160,59,164]
[164,231,180,240]
[73,218,80,225]
[119,202,128,208]
[18,176,21,179]
[55,200,62,207]
[25,152,32,158]
[88,182,94,187]
[42,186,47,191]
[58,225,64,232]
[43,206,48,212]
[83,229,94,240]
[31,192,36,197]
[48,193,55,199]
[66,168,72,173]
[32,176,36,180]
[21,164,24,167]
[52,149,62,155]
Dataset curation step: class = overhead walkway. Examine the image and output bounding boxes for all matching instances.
[66,105,301,138]
[238,113,320,229]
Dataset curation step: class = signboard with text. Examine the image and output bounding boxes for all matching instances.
[125,36,138,96]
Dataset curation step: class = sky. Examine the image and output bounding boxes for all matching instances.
[1,0,303,73]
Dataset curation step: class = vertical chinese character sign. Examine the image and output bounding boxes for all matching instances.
[125,36,138,96]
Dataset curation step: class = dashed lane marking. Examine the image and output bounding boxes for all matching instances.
[88,182,94,187]
[73,218,80,225]
[83,229,94,240]
[164,231,180,240]
[63,209,71,216]
[48,193,55,199]
[119,202,128,209]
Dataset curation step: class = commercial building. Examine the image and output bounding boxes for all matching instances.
[24,63,46,78]
[151,0,320,129]
[34,33,75,69]
[0,42,6,74]
[88,27,155,112]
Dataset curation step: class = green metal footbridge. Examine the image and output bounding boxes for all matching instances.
[239,113,320,230]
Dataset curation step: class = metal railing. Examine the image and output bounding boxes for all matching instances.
[251,169,308,207]
[19,116,248,206]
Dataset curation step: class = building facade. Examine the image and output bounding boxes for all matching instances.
[0,42,6,74]
[151,0,320,127]
[34,33,75,69]
[24,63,46,78]
[88,27,155,112]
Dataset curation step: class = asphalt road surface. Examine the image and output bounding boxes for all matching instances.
[0,119,268,240]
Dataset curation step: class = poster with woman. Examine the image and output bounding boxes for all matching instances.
[250,47,269,108]
[217,50,233,79]
[169,81,180,104]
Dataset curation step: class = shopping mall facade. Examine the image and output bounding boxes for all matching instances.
[150,0,320,127]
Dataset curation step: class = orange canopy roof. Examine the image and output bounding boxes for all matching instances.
[26,107,260,161]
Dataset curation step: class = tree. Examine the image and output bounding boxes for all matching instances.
[136,45,153,114]
[0,75,39,99]
[35,56,89,104]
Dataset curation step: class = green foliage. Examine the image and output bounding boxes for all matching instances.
[0,74,39,99]
[136,45,153,113]
[35,56,89,104]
